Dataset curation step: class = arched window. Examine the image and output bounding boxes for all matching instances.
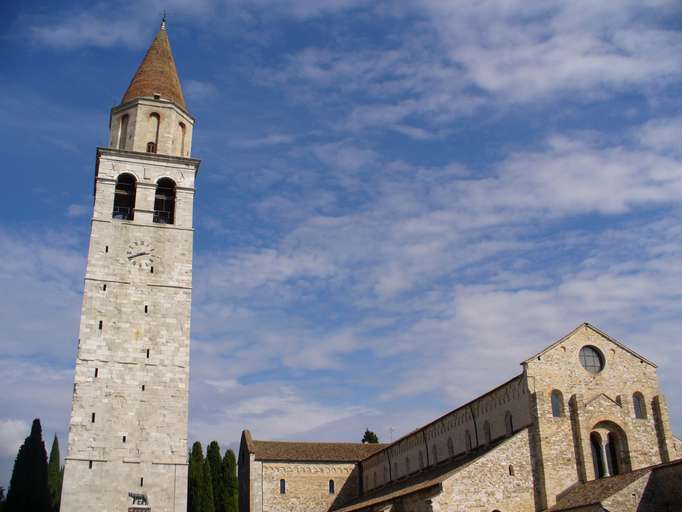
[633,392,646,419]
[329,479,335,494]
[418,451,424,469]
[405,457,410,474]
[447,437,454,457]
[147,113,160,153]
[483,421,491,443]
[464,430,472,451]
[118,114,129,150]
[279,479,286,494]
[112,173,136,220]
[505,411,513,435]
[432,443,438,463]
[551,389,564,417]
[153,178,176,224]
[179,122,186,155]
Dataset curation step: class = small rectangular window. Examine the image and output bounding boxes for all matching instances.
[91,413,96,423]
[146,349,150,359]
[122,435,126,443]
[140,477,144,487]
[280,479,286,494]
[89,460,93,469]
[144,305,148,313]
[102,284,107,291]
[105,246,109,253]
[142,384,145,391]
[94,368,98,378]
[150,266,154,274]
[98,320,103,330]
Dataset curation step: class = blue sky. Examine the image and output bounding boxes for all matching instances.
[1,0,681,487]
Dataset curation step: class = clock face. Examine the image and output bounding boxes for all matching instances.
[126,240,156,269]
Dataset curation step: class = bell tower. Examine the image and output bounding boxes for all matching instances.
[61,19,200,512]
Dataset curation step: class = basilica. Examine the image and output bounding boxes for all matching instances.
[239,323,682,512]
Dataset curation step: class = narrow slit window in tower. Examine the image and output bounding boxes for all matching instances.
[179,122,186,155]
[91,413,96,423]
[118,114,129,149]
[147,113,160,153]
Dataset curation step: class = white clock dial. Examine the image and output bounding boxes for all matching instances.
[125,240,157,269]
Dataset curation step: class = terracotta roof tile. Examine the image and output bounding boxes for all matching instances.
[121,26,186,110]
[251,440,387,462]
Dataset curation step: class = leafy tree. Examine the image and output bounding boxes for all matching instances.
[47,435,63,512]
[222,449,238,512]
[206,441,226,512]
[6,419,51,512]
[187,442,205,512]
[362,428,379,444]
[202,457,215,512]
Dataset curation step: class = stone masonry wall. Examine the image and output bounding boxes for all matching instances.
[259,462,359,512]
[110,98,194,157]
[436,428,536,512]
[363,375,531,492]
[525,324,673,510]
[61,148,198,512]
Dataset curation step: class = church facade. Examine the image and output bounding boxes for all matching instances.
[239,324,682,512]
[60,20,199,512]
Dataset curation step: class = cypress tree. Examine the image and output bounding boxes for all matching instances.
[187,442,205,512]
[6,419,51,512]
[362,428,379,444]
[222,449,238,512]
[47,435,62,512]
[202,458,215,512]
[207,441,227,512]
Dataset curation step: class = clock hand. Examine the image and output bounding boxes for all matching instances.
[128,252,149,260]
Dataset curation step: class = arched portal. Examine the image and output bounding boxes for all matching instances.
[589,421,631,479]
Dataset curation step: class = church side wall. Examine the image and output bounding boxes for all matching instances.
[362,375,531,492]
[436,429,535,512]
[260,461,359,512]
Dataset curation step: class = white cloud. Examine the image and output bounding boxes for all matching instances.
[0,420,28,458]
[185,80,219,101]
[67,203,90,218]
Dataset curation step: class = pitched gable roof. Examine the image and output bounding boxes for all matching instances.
[242,432,386,462]
[524,323,656,368]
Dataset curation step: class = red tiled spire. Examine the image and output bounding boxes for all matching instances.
[121,19,187,110]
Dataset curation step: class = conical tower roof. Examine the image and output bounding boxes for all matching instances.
[121,22,187,110]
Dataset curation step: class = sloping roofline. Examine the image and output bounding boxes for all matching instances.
[359,373,524,462]
[523,322,656,368]
[241,431,386,462]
